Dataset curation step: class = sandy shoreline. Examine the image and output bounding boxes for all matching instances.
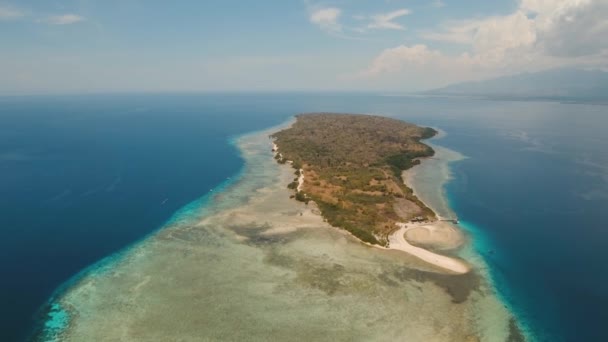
[296,169,304,192]
[389,223,470,274]
[404,220,464,250]
[388,139,472,273]
[275,137,471,275]
[47,127,517,342]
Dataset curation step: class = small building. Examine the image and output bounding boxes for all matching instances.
[411,216,426,223]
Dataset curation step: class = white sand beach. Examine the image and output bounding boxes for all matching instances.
[403,220,464,250]
[389,223,470,274]
[296,169,304,192]
[49,128,516,342]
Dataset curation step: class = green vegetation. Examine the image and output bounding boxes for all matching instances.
[420,126,438,139]
[294,191,309,204]
[385,150,431,177]
[316,201,380,245]
[271,113,437,246]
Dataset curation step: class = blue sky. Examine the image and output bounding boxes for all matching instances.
[1,0,606,94]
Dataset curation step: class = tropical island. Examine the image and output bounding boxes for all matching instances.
[272,113,470,274]
[271,113,437,243]
[39,114,519,341]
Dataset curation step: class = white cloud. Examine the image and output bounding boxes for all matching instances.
[351,44,488,89]
[422,0,607,59]
[531,0,608,57]
[471,12,537,64]
[420,20,480,44]
[519,0,585,13]
[0,6,86,25]
[0,5,23,20]
[360,0,608,86]
[367,9,411,30]
[310,7,341,33]
[359,44,482,79]
[431,0,446,8]
[44,14,85,25]
[422,12,537,53]
[361,44,444,76]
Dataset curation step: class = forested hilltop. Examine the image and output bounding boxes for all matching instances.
[271,113,437,246]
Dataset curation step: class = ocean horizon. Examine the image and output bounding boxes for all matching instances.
[1,94,606,341]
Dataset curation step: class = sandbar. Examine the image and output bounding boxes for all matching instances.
[389,223,470,274]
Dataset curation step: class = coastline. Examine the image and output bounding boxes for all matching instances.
[388,131,472,274]
[34,146,247,342]
[403,133,529,341]
[272,119,522,339]
[389,223,469,274]
[267,125,521,340]
[273,123,470,274]
[272,123,522,340]
[37,119,296,341]
[42,120,521,341]
[401,129,463,220]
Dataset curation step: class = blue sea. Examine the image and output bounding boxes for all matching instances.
[0,94,606,341]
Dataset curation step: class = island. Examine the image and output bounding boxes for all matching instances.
[272,113,470,273]
[40,113,519,341]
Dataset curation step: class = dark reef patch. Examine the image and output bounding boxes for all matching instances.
[294,263,346,295]
[262,249,347,295]
[228,223,302,247]
[387,267,481,304]
[159,225,224,247]
[507,318,527,342]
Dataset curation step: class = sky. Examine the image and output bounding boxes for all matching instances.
[1,0,607,94]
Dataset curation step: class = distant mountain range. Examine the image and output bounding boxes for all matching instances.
[426,68,608,103]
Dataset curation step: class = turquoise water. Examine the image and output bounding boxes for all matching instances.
[0,94,292,341]
[1,94,606,341]
[395,99,608,341]
[41,120,511,341]
[38,169,249,341]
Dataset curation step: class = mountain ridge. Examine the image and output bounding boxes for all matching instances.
[425,68,608,103]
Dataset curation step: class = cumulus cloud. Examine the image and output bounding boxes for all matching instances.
[532,0,608,57]
[0,5,23,20]
[422,12,537,52]
[361,0,608,85]
[431,1,446,8]
[309,7,342,33]
[43,14,85,25]
[360,44,471,77]
[0,6,86,25]
[367,9,411,30]
[308,6,412,36]
[471,12,537,65]
[351,44,489,89]
[419,22,477,44]
[363,45,437,75]
[423,0,607,59]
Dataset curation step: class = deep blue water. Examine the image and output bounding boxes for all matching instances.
[0,94,606,341]
[0,94,295,341]
[436,103,608,342]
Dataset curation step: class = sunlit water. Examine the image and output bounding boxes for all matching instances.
[42,125,514,341]
[1,94,605,341]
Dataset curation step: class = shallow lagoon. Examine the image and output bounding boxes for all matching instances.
[43,125,516,341]
[2,94,606,341]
